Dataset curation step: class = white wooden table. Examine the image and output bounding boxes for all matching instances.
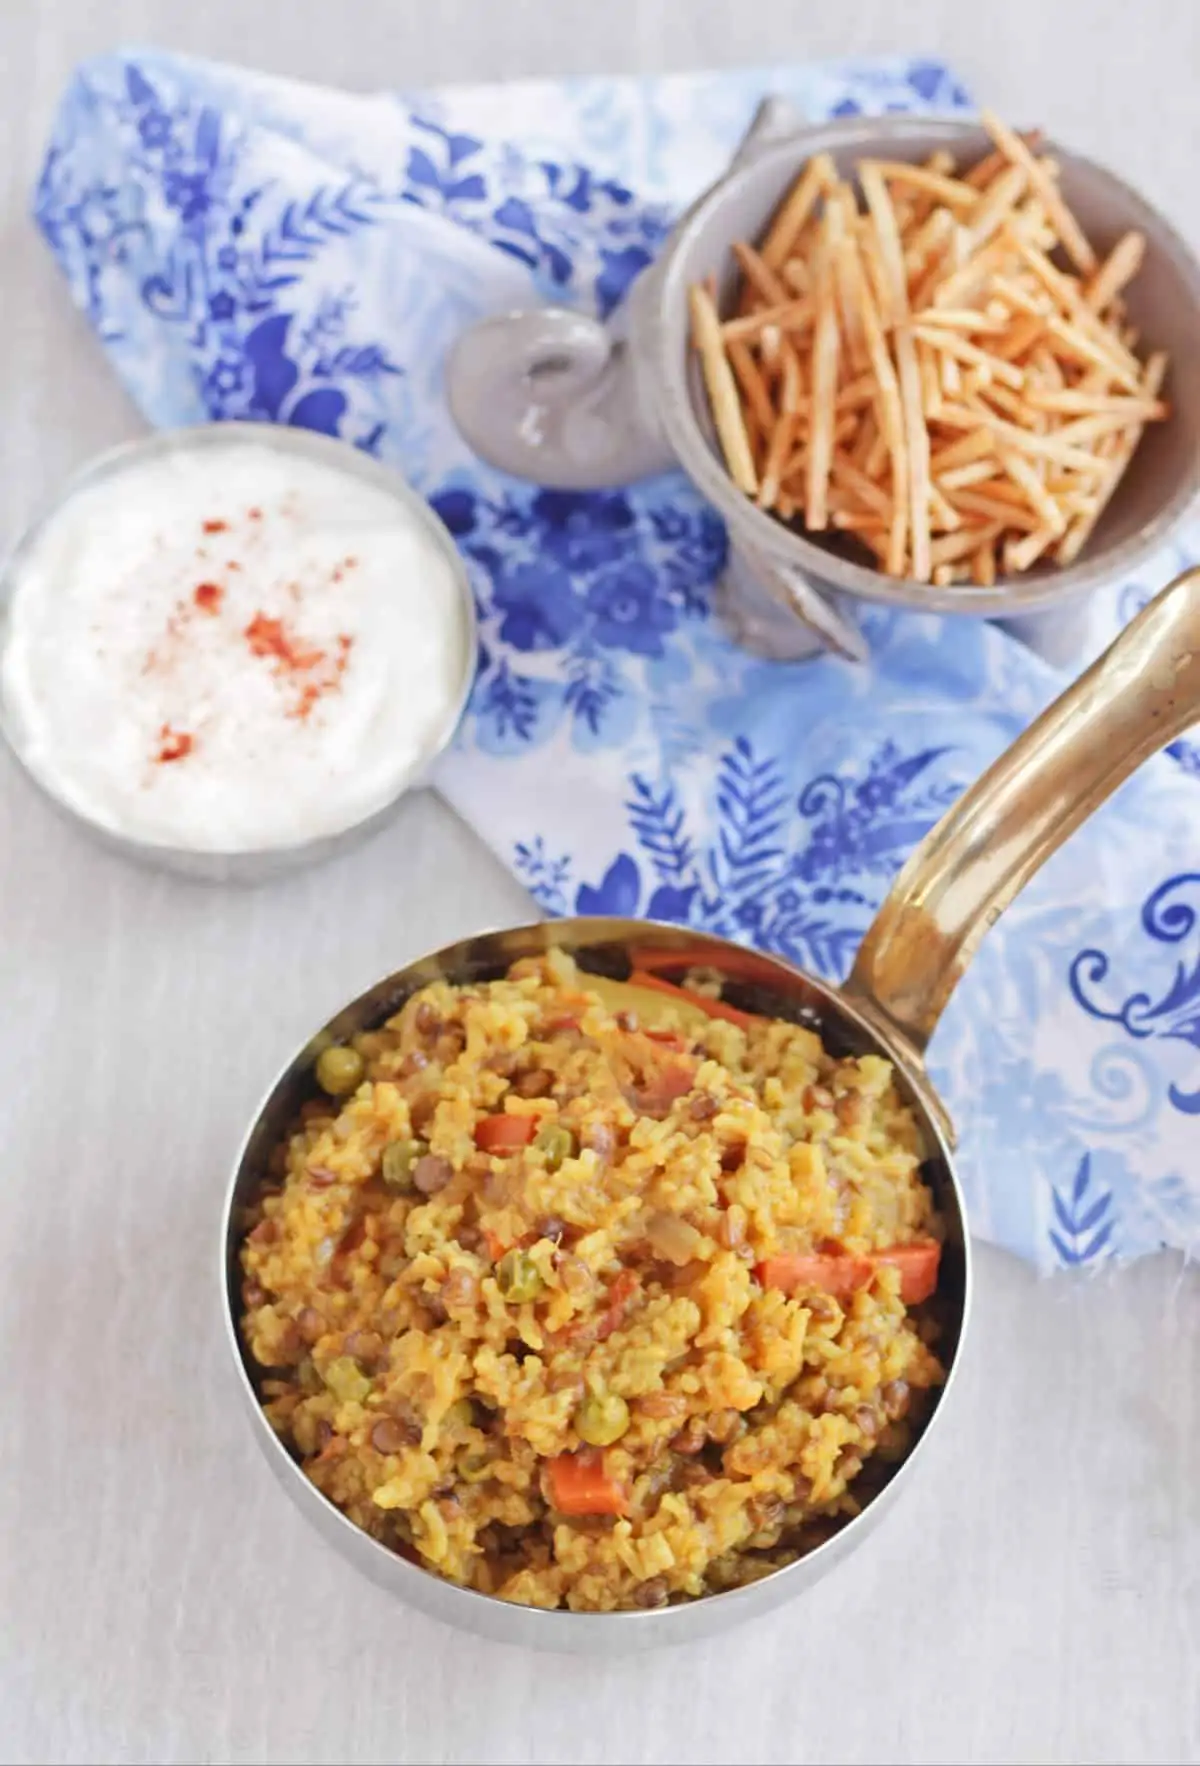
[1,3,1197,1761]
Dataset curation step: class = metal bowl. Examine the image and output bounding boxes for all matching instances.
[653,115,1200,625]
[447,108,1200,662]
[221,918,971,1653]
[0,422,477,883]
[220,563,1200,1650]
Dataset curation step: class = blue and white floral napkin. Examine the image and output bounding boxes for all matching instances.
[34,49,1200,1268]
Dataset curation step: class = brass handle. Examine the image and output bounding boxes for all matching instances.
[844,565,1200,1066]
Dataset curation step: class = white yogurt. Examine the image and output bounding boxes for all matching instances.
[1,439,470,851]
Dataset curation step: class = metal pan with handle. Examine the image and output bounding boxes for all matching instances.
[221,566,1200,1650]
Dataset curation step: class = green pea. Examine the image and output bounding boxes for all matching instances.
[495,1248,545,1304]
[323,1356,371,1404]
[576,1389,630,1447]
[535,1121,575,1172]
[381,1138,427,1192]
[316,1045,365,1097]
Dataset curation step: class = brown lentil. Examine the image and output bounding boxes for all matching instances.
[513,1067,554,1098]
[412,1154,454,1195]
[442,1268,480,1309]
[371,1416,420,1454]
[670,1417,707,1455]
[881,1379,911,1420]
[635,1392,689,1420]
[633,1577,669,1609]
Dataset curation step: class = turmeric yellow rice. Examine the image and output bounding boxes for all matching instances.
[240,948,945,1612]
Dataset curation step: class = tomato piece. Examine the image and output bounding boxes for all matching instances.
[473,1114,538,1153]
[545,1450,628,1516]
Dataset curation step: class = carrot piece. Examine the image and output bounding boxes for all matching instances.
[545,1450,629,1517]
[474,1114,538,1153]
[756,1238,941,1306]
[627,969,760,1030]
[629,945,775,983]
[756,1252,874,1300]
[482,1229,508,1262]
[644,1027,689,1049]
[875,1240,941,1304]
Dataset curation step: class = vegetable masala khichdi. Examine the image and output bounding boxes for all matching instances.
[240,949,945,1612]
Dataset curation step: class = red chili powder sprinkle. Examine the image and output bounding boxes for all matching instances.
[248,506,262,521]
[243,612,325,671]
[194,581,223,613]
[288,632,355,721]
[156,725,194,763]
[291,684,321,721]
[202,519,229,534]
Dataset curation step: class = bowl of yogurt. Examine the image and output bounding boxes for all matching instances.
[0,423,476,880]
